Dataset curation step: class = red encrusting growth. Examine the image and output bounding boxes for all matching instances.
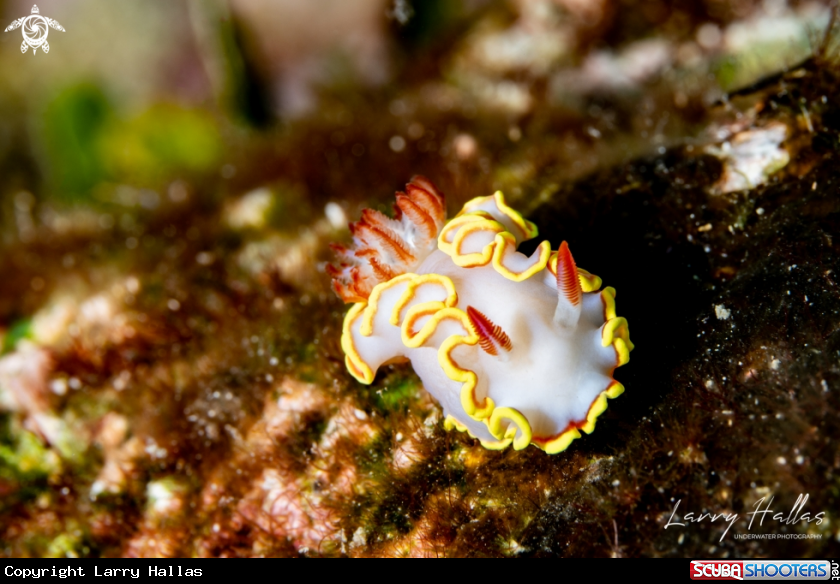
[466,306,512,356]
[556,241,582,306]
[329,177,446,303]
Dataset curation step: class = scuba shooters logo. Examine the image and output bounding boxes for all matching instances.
[691,562,744,580]
[690,560,836,580]
[4,5,65,55]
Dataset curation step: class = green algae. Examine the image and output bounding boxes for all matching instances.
[1,319,32,355]
[372,377,422,414]
[40,84,221,202]
[45,529,87,559]
[100,105,222,184]
[0,425,61,482]
[41,84,113,200]
[356,368,424,415]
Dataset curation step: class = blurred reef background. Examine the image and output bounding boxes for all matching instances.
[1,0,840,557]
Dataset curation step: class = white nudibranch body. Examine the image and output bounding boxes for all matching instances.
[329,177,632,453]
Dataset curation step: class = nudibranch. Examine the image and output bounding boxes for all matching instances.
[328,177,632,453]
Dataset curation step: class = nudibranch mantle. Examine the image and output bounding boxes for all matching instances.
[329,177,632,453]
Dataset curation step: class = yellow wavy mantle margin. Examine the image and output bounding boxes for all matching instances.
[340,193,632,453]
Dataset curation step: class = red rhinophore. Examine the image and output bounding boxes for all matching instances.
[329,177,447,303]
[556,241,581,306]
[466,306,512,356]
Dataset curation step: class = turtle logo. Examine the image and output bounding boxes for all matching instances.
[4,5,65,55]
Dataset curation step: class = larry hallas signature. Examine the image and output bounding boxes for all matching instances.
[663,493,826,542]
